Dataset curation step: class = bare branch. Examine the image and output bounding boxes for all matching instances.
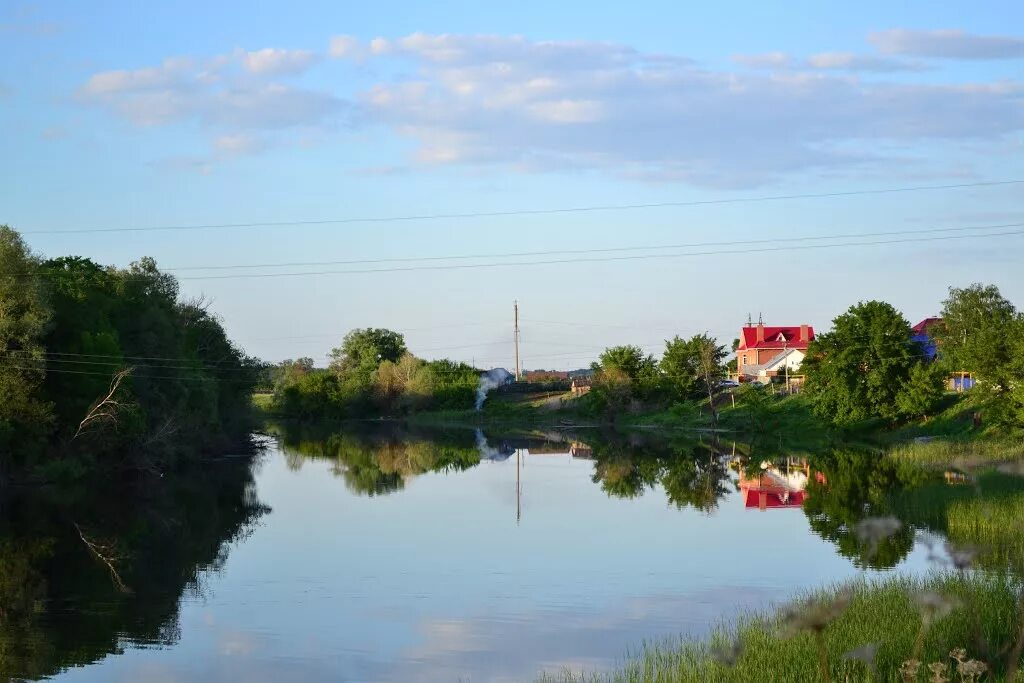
[73,367,133,440]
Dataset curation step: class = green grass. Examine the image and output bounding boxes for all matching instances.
[888,438,1024,468]
[538,574,1023,683]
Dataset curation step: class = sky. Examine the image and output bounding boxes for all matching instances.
[3,0,1024,369]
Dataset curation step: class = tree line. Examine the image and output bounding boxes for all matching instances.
[270,327,482,419]
[583,283,1024,431]
[0,226,261,483]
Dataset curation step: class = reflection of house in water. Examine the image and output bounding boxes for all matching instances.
[738,457,821,510]
[569,442,594,459]
[944,470,972,485]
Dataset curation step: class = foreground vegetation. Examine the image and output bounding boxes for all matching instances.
[1,226,260,483]
[539,574,1023,683]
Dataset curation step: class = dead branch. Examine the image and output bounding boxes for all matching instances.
[73,367,133,441]
[74,522,131,593]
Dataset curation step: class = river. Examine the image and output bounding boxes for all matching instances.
[2,424,1018,682]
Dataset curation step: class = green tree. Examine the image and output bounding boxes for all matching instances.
[691,334,728,426]
[938,283,1019,392]
[660,336,701,399]
[594,345,661,400]
[0,226,52,460]
[329,328,407,375]
[596,345,656,379]
[802,300,918,424]
[896,362,946,421]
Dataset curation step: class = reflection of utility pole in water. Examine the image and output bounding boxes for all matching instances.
[516,448,522,525]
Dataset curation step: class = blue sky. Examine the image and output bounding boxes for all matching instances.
[3,1,1024,368]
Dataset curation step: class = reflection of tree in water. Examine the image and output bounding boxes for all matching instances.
[799,447,1024,576]
[0,459,269,681]
[889,469,1024,576]
[802,449,922,569]
[589,436,735,512]
[273,423,481,496]
[662,455,733,512]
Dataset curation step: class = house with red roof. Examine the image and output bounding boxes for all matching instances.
[736,321,814,381]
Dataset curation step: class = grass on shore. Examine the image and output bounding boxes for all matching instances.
[539,573,1023,683]
[888,438,1024,468]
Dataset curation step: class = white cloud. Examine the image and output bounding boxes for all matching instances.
[80,49,335,128]
[237,47,317,75]
[806,51,923,72]
[353,33,1024,187]
[732,52,791,69]
[214,133,262,155]
[328,35,363,59]
[79,31,1024,186]
[81,57,196,96]
[869,29,1024,59]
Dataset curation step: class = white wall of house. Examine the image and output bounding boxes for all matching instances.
[755,349,805,383]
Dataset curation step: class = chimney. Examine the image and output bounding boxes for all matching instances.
[756,323,765,343]
[800,324,809,342]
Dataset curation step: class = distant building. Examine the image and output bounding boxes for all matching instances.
[570,376,592,396]
[736,322,814,381]
[911,317,943,361]
[525,369,571,381]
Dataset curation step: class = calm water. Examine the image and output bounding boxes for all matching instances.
[3,425,1019,683]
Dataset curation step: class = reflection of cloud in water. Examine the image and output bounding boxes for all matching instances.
[377,586,777,683]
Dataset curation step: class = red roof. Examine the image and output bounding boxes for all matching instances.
[738,325,814,350]
[912,317,942,335]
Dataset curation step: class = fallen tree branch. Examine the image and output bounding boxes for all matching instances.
[73,367,133,441]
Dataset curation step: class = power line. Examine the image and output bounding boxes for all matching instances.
[162,226,1024,281]
[22,179,1024,235]
[147,220,1024,272]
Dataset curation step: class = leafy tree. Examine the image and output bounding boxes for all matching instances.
[938,283,1019,393]
[268,358,316,394]
[691,334,728,426]
[896,362,946,421]
[373,353,434,413]
[802,301,919,424]
[1,226,259,479]
[660,336,701,399]
[593,345,661,400]
[588,366,634,418]
[329,328,407,375]
[596,345,656,379]
[0,227,52,460]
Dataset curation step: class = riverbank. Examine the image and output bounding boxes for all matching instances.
[538,573,1023,683]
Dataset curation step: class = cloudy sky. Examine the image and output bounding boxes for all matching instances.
[3,0,1024,367]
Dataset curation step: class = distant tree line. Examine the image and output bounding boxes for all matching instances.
[579,282,1024,433]
[583,334,728,422]
[271,327,481,419]
[0,226,261,483]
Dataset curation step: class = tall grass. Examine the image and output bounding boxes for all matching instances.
[537,574,1022,683]
[888,438,1024,468]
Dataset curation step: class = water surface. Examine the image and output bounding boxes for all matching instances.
[3,426,1016,682]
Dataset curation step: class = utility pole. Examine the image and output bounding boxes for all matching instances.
[784,340,789,394]
[514,300,521,381]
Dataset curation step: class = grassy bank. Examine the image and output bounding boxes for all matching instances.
[888,438,1024,468]
[539,574,1023,683]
